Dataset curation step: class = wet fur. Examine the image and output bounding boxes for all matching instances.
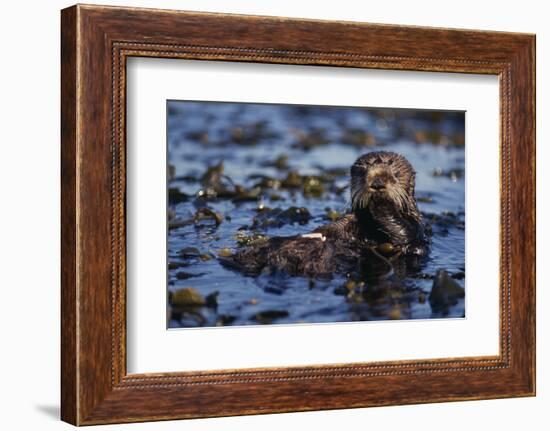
[221,151,429,277]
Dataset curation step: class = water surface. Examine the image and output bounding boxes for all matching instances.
[167,101,465,328]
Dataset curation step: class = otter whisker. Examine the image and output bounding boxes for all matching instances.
[391,185,409,213]
[393,188,406,211]
[351,188,370,210]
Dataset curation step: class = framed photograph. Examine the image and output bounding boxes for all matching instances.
[61,4,535,425]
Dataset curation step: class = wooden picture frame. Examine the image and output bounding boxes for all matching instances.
[61,4,535,425]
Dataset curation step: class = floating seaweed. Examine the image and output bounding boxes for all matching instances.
[432,167,464,181]
[194,208,223,226]
[251,310,290,324]
[168,187,190,204]
[252,206,312,229]
[229,121,277,146]
[291,128,330,150]
[169,287,220,327]
[302,176,324,197]
[186,130,210,145]
[174,271,207,280]
[423,211,465,231]
[186,163,267,203]
[417,195,435,204]
[341,128,377,148]
[218,248,234,258]
[170,287,206,307]
[234,232,270,247]
[261,154,289,170]
[281,171,302,189]
[429,269,465,314]
[324,207,341,222]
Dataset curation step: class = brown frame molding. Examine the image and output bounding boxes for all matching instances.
[61,4,535,425]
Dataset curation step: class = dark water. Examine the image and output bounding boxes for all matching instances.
[167,101,465,328]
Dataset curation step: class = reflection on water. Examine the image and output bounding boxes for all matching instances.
[167,101,465,328]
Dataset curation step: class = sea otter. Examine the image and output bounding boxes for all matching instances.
[221,151,429,278]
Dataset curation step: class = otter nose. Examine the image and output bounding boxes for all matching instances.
[370,178,385,190]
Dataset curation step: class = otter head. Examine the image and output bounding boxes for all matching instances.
[350,151,417,214]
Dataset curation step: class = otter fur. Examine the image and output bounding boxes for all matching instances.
[221,151,429,278]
